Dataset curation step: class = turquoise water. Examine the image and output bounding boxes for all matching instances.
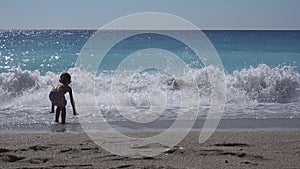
[0,30,299,127]
[207,30,300,73]
[0,30,299,74]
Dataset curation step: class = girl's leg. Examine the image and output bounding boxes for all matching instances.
[50,103,55,113]
[55,107,61,123]
[61,107,66,125]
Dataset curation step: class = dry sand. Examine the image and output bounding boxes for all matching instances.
[0,131,300,169]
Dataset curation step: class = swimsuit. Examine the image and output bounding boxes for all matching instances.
[49,90,67,107]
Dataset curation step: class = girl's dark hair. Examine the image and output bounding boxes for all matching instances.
[59,72,71,83]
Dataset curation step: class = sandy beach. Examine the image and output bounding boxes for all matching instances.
[1,130,300,169]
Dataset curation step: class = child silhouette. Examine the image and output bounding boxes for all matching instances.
[49,72,78,124]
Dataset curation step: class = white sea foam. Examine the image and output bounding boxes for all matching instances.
[0,64,299,125]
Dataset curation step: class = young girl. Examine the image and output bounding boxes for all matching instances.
[49,72,78,124]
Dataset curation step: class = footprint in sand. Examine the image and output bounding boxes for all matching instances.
[0,155,25,162]
[109,164,134,169]
[164,146,184,154]
[28,145,50,151]
[27,157,49,164]
[214,143,250,147]
[0,148,12,153]
[60,148,79,153]
[131,143,169,149]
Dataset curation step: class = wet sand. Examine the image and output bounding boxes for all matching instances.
[1,131,300,169]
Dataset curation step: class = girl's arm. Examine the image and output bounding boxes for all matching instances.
[68,87,78,115]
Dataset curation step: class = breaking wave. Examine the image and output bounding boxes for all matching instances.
[0,64,299,124]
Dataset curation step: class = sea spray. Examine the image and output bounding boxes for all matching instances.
[0,64,299,125]
[229,64,300,103]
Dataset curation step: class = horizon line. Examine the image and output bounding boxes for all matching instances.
[1,28,300,31]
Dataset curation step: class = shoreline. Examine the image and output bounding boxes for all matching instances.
[1,118,300,134]
[1,131,300,168]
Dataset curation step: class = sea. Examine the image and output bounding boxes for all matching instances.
[0,30,299,133]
